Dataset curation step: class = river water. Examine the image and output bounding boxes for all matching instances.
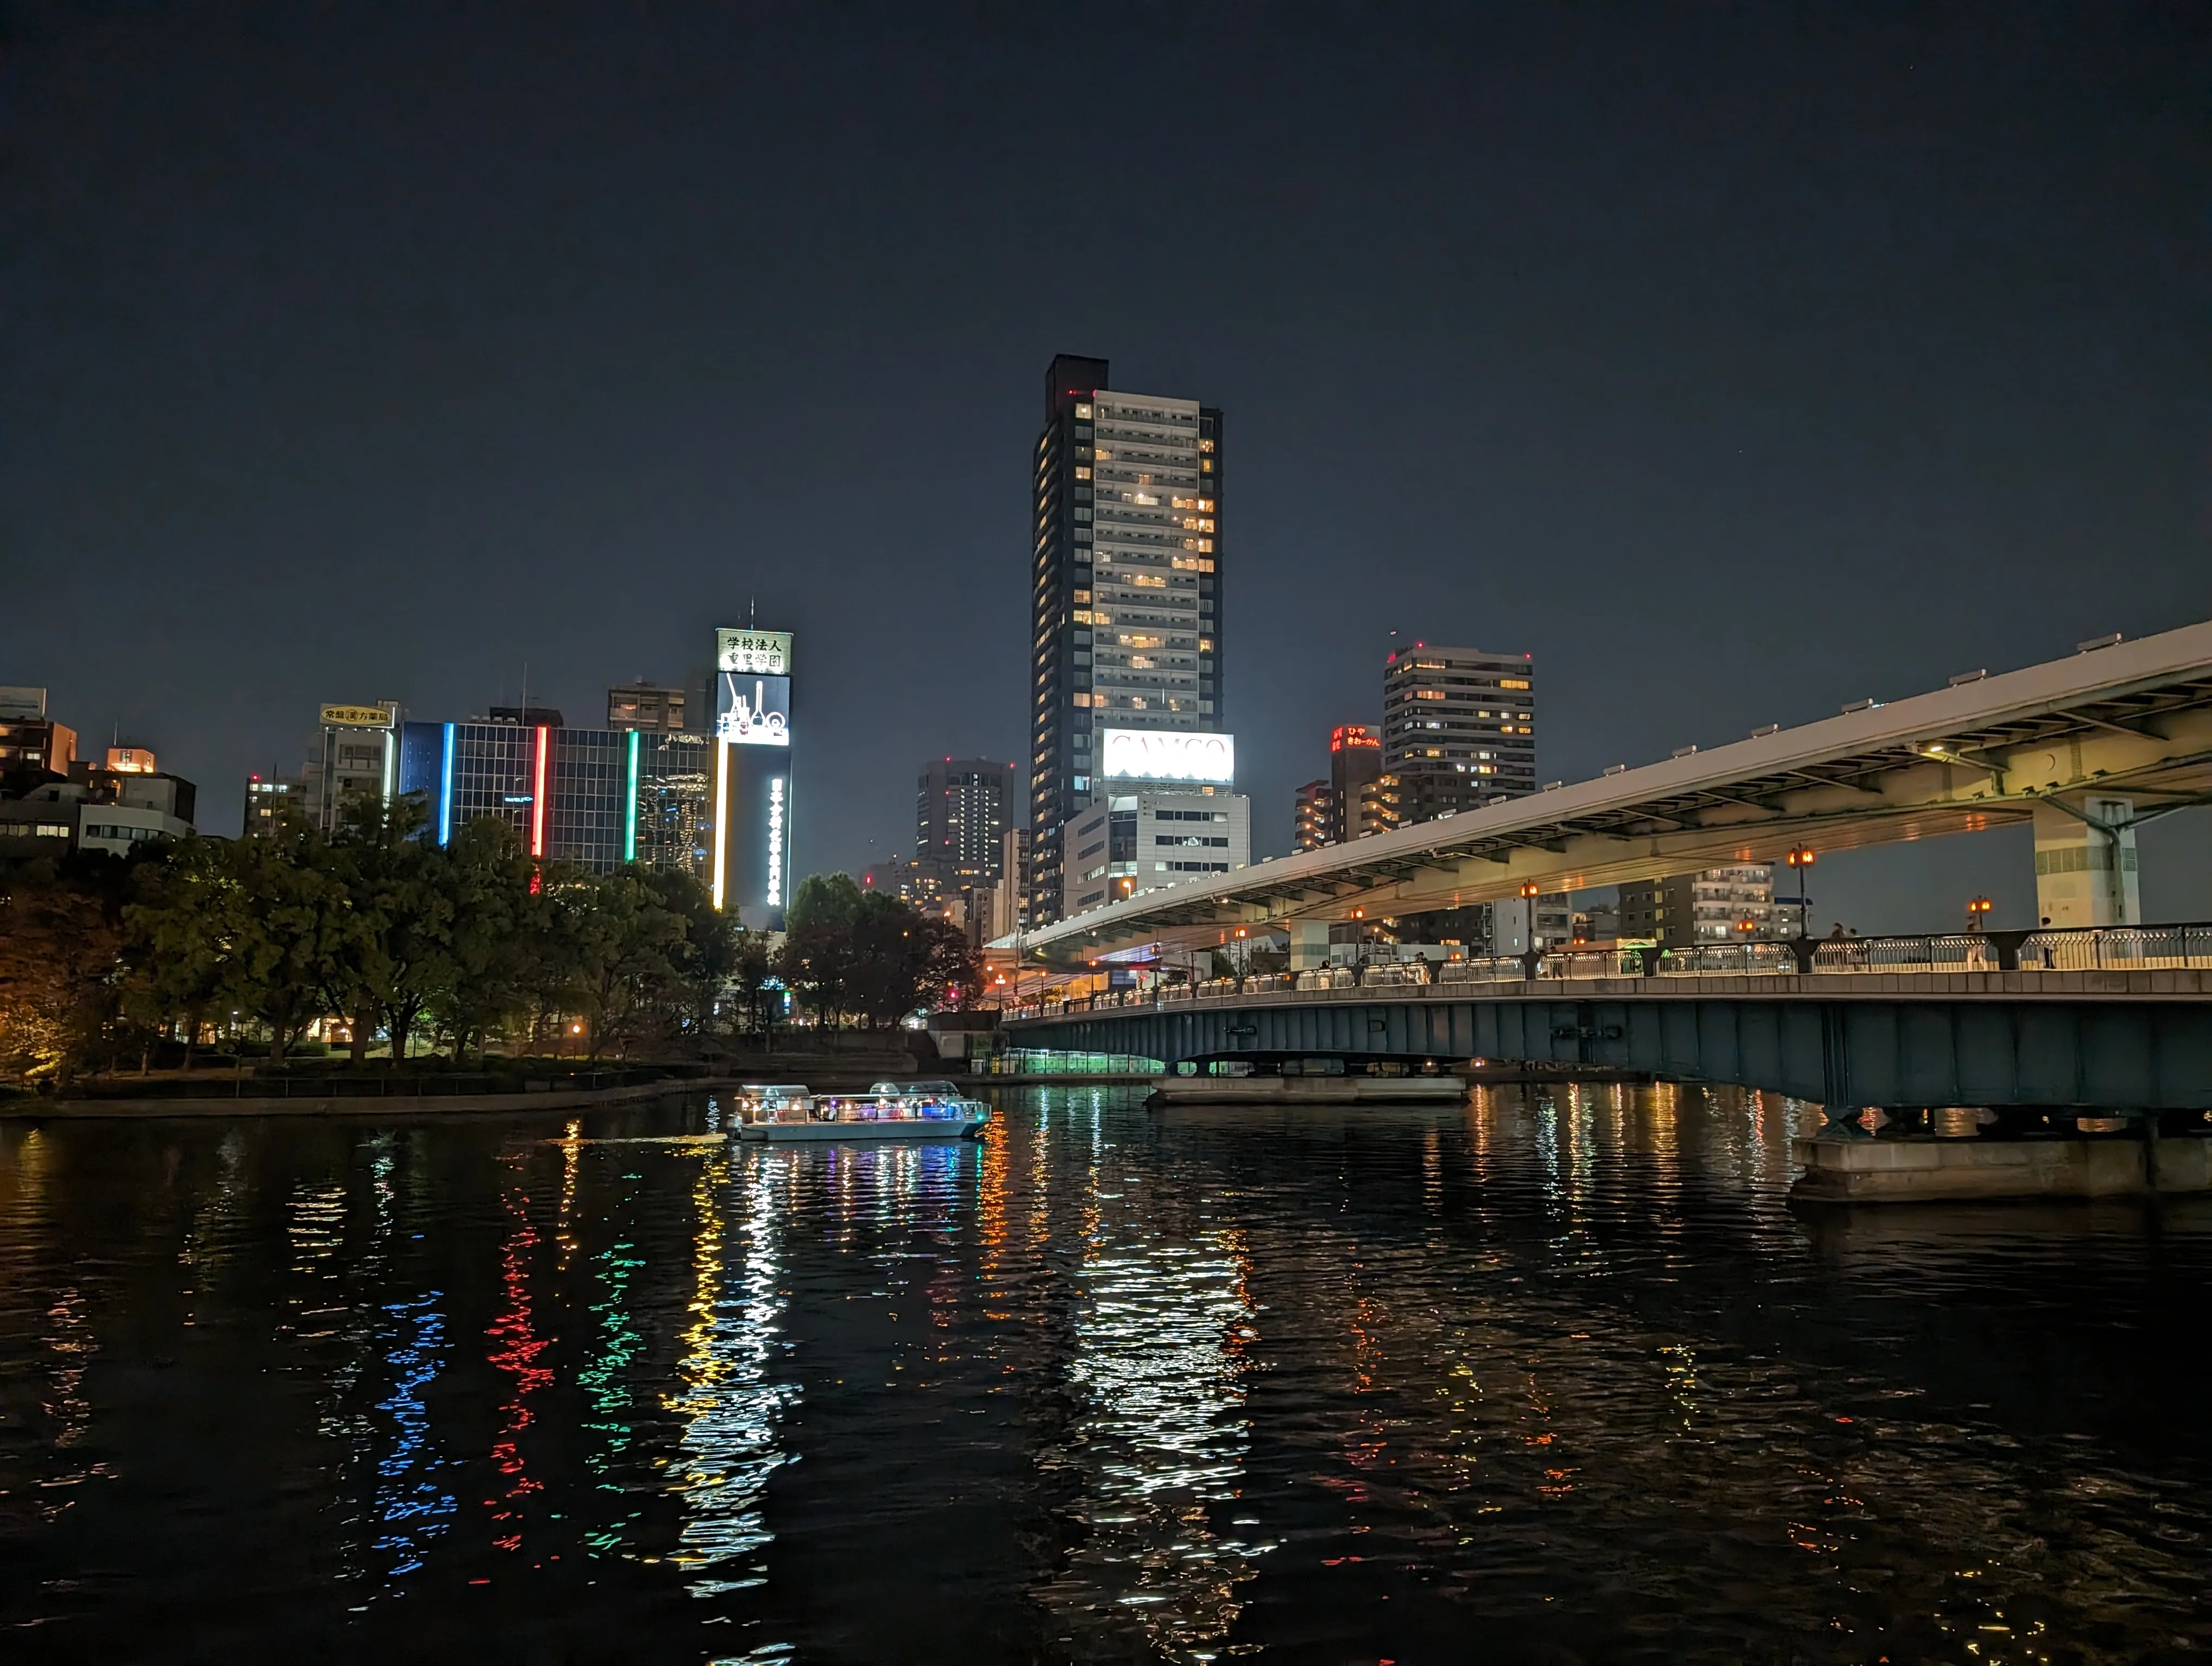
[2,1084,2208,1664]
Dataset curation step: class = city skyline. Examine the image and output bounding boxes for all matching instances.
[7,10,2210,931]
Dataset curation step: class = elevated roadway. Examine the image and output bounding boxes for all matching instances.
[1007,618,2212,965]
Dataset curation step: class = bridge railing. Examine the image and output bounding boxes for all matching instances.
[1436,956,1529,985]
[2016,924,2212,971]
[1812,934,1997,973]
[1360,962,1433,988]
[996,923,2212,1020]
[1653,943,1800,976]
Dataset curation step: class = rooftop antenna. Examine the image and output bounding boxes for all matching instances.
[749,597,757,627]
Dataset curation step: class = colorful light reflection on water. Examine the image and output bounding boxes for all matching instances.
[2,1085,2211,1662]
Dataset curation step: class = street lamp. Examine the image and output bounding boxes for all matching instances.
[1785,845,1815,938]
[1967,895,1993,931]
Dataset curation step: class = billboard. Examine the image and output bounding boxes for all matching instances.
[716,672,790,747]
[321,703,397,728]
[1099,728,1234,785]
[716,628,792,676]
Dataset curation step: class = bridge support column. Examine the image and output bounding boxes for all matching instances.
[2032,795,2140,927]
[1288,920,1330,973]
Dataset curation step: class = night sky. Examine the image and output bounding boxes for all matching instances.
[7,7,2209,928]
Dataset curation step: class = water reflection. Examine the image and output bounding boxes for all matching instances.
[665,1148,796,1595]
[1035,1163,1263,1660]
[2,1085,2211,1662]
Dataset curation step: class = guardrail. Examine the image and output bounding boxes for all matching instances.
[996,922,2212,1019]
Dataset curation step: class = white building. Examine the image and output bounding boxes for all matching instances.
[1065,784,1250,915]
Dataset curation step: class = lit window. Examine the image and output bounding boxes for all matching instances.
[1075,403,1092,419]
[1075,466,1091,480]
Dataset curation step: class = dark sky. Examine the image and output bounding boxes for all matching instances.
[7,5,2210,928]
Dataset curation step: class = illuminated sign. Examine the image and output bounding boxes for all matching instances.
[716,628,792,676]
[716,672,790,747]
[766,775,786,905]
[1099,728,1234,785]
[320,703,396,729]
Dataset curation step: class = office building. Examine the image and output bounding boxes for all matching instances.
[1294,780,1332,851]
[243,777,298,839]
[1063,726,1248,914]
[301,702,402,830]
[1065,787,1250,915]
[0,687,76,785]
[1028,354,1223,924]
[1618,867,1782,948]
[608,682,690,734]
[1,760,197,857]
[1329,723,1394,842]
[1381,646,1536,822]
[396,715,714,882]
[916,758,1015,894]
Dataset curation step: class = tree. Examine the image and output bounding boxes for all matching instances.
[429,818,543,1063]
[217,822,353,1066]
[846,893,985,1028]
[729,928,784,1040]
[122,838,241,1071]
[0,855,128,1085]
[777,873,864,1028]
[323,793,453,1066]
[558,869,685,1059]
[635,866,737,1040]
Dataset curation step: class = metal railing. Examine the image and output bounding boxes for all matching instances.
[1437,956,1530,985]
[999,924,2212,1020]
[2015,924,2212,971]
[1654,942,1800,976]
[1812,934,1997,973]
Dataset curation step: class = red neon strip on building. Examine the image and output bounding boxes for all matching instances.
[531,726,549,858]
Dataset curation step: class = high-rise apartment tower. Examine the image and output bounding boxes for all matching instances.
[1028,354,1222,925]
[916,758,1015,895]
[1381,646,1536,821]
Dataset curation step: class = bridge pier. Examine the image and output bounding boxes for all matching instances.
[1793,1130,2212,1202]
[2033,794,2140,927]
[1287,920,1330,973]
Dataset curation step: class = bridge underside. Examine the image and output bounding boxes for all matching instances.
[1008,993,2212,1111]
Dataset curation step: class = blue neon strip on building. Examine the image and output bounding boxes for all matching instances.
[623,729,639,863]
[439,723,455,847]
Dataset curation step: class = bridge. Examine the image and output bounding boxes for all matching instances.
[1005,618,2212,970]
[1001,925,2212,1112]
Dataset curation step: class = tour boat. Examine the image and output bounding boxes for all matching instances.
[734,1079,992,1142]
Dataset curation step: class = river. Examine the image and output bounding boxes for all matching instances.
[3,1084,2207,1663]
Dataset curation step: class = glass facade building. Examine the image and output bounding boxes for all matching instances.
[397,721,713,880]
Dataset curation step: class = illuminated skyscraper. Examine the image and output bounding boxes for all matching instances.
[915,757,1015,896]
[1029,354,1223,924]
[709,625,794,928]
[1382,645,1536,821]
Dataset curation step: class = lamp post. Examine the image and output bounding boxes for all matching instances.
[1785,845,1815,938]
[1967,895,1993,932]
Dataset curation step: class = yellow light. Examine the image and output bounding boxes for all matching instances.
[711,739,730,911]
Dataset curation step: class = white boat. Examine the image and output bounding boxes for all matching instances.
[734,1079,992,1143]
